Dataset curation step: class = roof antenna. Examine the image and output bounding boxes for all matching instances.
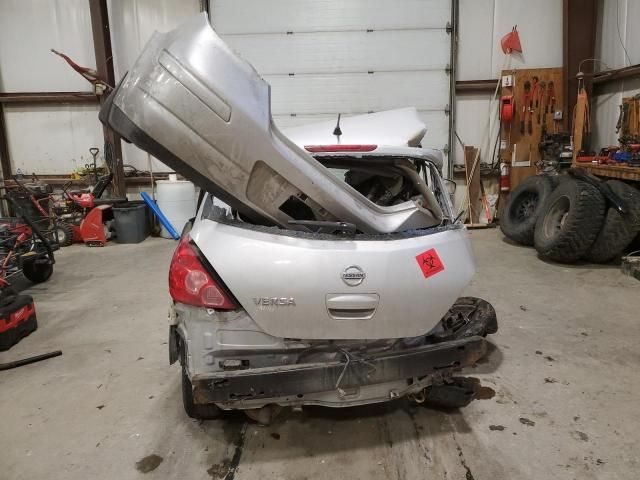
[333,113,342,137]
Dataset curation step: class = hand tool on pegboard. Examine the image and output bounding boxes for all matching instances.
[528,80,534,134]
[547,81,556,133]
[531,76,539,109]
[541,81,549,135]
[520,80,532,135]
[537,81,546,126]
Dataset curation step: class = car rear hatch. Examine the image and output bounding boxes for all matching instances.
[190,217,475,340]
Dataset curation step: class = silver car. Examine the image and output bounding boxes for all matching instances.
[99,14,497,420]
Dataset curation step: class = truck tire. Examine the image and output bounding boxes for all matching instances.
[181,358,222,420]
[583,180,640,263]
[534,179,605,263]
[500,175,556,245]
[22,262,53,283]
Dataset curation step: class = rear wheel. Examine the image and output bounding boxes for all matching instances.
[22,262,53,283]
[181,352,222,420]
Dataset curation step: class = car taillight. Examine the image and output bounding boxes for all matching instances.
[168,236,236,310]
[304,144,377,153]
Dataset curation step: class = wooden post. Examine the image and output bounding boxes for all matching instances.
[572,88,588,162]
[563,0,597,134]
[89,0,126,197]
[464,146,481,224]
[0,104,11,180]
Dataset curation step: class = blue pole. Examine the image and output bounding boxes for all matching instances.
[140,191,180,240]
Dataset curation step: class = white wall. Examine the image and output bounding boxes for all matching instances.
[0,0,199,175]
[213,0,453,163]
[592,0,640,150]
[0,0,103,174]
[454,0,564,165]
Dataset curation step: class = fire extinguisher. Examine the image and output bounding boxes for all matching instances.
[500,163,510,192]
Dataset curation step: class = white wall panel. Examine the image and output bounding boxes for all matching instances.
[457,0,494,80]
[212,0,451,34]
[457,0,563,81]
[490,0,563,74]
[267,71,450,115]
[592,0,640,150]
[3,105,103,174]
[625,0,640,66]
[595,0,634,70]
[454,94,493,164]
[0,0,95,92]
[214,0,453,169]
[108,0,200,81]
[224,30,450,75]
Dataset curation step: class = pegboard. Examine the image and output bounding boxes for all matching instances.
[499,67,565,190]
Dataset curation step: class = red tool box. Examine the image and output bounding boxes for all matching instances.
[0,294,37,351]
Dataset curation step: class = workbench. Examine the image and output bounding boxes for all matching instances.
[574,163,640,182]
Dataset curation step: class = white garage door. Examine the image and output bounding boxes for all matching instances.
[211,0,453,162]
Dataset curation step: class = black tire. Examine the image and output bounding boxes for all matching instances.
[22,262,53,283]
[181,361,222,420]
[424,377,476,409]
[500,175,556,245]
[583,180,640,263]
[56,222,75,247]
[534,179,606,263]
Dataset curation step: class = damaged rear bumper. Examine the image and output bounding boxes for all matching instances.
[191,336,488,408]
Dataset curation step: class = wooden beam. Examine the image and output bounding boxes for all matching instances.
[1,175,171,187]
[455,79,498,93]
[0,104,11,180]
[0,92,98,104]
[593,64,640,86]
[89,0,126,197]
[576,163,640,182]
[563,0,598,134]
[463,146,481,224]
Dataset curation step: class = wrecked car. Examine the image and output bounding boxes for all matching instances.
[99,14,498,420]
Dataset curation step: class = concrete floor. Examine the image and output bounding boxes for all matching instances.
[1,230,638,480]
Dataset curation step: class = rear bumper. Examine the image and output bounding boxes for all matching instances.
[191,336,487,405]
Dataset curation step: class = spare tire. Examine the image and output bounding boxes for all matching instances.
[583,180,640,263]
[500,175,556,245]
[534,179,605,263]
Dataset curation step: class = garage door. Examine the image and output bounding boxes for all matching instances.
[211,0,453,164]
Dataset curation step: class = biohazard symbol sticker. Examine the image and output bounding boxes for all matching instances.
[415,248,445,279]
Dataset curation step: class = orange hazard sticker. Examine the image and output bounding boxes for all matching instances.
[415,248,445,278]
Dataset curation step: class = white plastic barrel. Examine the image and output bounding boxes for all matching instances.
[156,179,197,239]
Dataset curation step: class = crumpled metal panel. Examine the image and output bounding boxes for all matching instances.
[100,14,442,233]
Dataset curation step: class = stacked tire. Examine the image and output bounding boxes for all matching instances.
[501,174,640,264]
